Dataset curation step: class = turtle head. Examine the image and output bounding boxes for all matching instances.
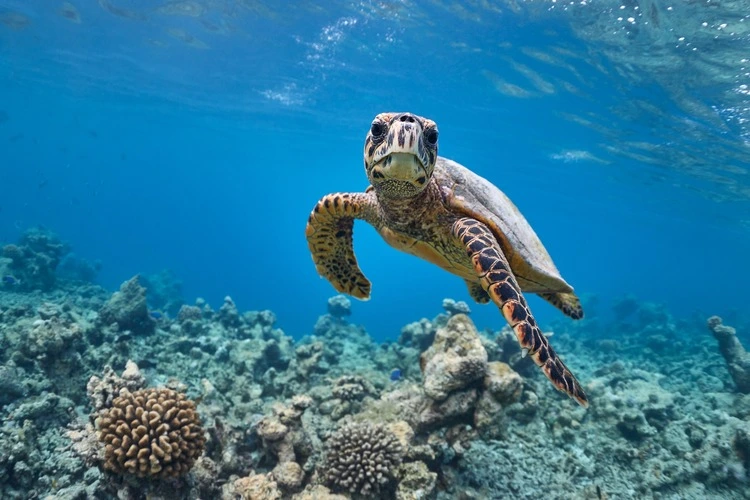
[364,112,438,199]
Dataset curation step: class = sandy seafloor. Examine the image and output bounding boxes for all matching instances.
[1,228,750,500]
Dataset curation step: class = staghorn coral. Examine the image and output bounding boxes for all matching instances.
[95,387,205,478]
[322,422,403,495]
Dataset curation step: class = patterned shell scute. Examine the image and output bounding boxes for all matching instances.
[437,157,573,293]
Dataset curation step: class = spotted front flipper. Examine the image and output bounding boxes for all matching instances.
[306,192,379,300]
[539,292,584,320]
[453,217,588,407]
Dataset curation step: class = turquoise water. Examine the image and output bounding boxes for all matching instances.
[1,0,749,340]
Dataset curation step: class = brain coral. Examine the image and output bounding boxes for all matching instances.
[96,387,205,478]
[322,422,403,495]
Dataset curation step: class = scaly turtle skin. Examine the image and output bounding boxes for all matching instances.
[306,112,587,406]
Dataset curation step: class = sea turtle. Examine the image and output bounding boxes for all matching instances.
[306,112,587,406]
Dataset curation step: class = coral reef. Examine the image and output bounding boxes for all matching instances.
[1,234,749,500]
[327,294,352,319]
[0,227,70,291]
[56,253,102,283]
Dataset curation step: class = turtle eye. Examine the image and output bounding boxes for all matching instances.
[370,122,385,137]
[424,128,438,146]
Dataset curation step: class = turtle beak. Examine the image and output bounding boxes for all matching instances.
[371,153,427,186]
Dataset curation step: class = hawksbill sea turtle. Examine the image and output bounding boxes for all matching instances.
[305,112,588,406]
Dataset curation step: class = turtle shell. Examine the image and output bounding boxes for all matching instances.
[435,157,574,294]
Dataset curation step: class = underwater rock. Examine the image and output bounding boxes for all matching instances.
[395,460,437,500]
[504,390,539,424]
[293,341,327,377]
[399,317,442,351]
[237,309,281,341]
[255,398,311,480]
[190,456,221,498]
[24,313,81,360]
[272,460,304,492]
[327,294,351,318]
[36,301,61,320]
[331,374,377,402]
[416,389,478,432]
[244,309,277,328]
[11,392,73,424]
[387,420,416,452]
[98,276,156,335]
[177,303,208,336]
[86,361,146,412]
[420,314,488,401]
[178,303,203,322]
[291,485,347,499]
[227,472,282,500]
[588,371,676,442]
[472,362,523,439]
[707,316,750,393]
[474,390,505,439]
[328,374,380,420]
[0,228,70,292]
[442,297,471,316]
[0,364,26,406]
[56,253,102,284]
[229,334,292,383]
[218,296,241,328]
[139,269,185,316]
[483,361,523,405]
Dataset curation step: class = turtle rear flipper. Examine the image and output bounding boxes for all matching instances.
[539,292,584,320]
[453,217,588,407]
[306,192,377,300]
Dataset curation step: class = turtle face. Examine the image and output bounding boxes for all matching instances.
[364,112,438,199]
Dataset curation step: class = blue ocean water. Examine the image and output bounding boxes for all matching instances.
[1,0,748,341]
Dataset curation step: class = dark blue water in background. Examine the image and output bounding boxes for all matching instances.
[1,1,748,340]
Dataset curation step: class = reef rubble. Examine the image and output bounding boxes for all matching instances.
[0,232,749,499]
